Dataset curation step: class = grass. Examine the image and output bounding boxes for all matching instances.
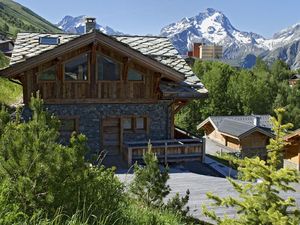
[207,153,239,170]
[0,53,22,106]
[0,77,22,106]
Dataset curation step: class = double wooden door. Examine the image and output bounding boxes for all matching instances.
[102,118,121,155]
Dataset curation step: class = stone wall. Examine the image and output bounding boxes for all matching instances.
[23,100,172,154]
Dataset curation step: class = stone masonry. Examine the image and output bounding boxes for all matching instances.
[23,100,172,155]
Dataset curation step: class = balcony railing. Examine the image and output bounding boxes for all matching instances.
[123,138,204,166]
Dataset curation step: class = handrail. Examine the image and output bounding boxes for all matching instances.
[124,138,202,146]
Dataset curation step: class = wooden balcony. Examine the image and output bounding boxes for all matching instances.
[123,138,204,167]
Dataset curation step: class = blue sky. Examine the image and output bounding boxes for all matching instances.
[15,0,300,38]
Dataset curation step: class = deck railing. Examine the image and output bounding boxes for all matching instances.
[123,138,204,166]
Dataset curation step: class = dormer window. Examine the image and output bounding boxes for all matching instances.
[128,69,143,81]
[64,54,89,81]
[97,54,120,81]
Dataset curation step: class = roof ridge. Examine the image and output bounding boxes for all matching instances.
[113,34,167,39]
[221,118,255,127]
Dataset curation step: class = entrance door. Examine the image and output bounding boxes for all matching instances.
[102,118,121,155]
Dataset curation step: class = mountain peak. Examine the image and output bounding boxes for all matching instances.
[57,15,122,35]
[205,8,219,15]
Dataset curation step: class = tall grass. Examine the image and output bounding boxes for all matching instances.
[0,77,22,106]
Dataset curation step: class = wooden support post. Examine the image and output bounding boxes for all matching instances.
[202,137,206,163]
[164,142,168,164]
[128,147,132,167]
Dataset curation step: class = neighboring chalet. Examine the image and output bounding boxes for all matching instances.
[198,115,274,158]
[289,74,300,87]
[284,129,300,171]
[0,39,14,57]
[0,18,207,166]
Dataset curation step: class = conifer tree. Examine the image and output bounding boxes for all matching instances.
[130,142,171,207]
[202,108,300,225]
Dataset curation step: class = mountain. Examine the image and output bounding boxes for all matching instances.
[57,15,122,35]
[262,24,300,69]
[160,8,268,61]
[160,8,300,69]
[0,0,61,37]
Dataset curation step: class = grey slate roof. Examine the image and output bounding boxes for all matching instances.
[199,115,273,138]
[8,32,206,95]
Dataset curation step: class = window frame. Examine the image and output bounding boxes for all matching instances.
[122,116,148,133]
[58,116,79,134]
[96,53,122,82]
[127,68,144,82]
[63,52,90,83]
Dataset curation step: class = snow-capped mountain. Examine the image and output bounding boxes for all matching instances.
[57,15,122,35]
[57,11,300,69]
[160,8,268,61]
[160,8,300,69]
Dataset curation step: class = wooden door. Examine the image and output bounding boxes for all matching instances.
[102,118,121,155]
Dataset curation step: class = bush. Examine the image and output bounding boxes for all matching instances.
[0,94,125,223]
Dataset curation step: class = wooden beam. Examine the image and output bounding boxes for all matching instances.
[90,42,97,98]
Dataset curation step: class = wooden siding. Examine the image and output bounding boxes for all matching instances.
[240,131,269,149]
[21,44,160,104]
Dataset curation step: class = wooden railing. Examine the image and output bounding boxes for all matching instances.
[123,138,204,166]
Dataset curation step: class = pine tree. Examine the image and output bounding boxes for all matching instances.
[202,108,300,225]
[130,142,171,207]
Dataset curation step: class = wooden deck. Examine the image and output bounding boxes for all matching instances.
[123,138,204,166]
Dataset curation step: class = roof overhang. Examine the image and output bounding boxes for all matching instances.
[0,31,185,83]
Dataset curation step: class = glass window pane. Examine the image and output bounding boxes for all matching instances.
[64,54,88,81]
[39,66,56,81]
[128,69,143,81]
[136,118,145,130]
[97,55,120,80]
[60,119,76,132]
[123,118,132,130]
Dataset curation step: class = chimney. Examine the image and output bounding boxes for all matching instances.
[253,116,260,127]
[85,17,96,33]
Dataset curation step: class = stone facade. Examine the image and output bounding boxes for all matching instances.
[23,100,172,155]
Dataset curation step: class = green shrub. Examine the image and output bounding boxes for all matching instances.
[0,94,125,223]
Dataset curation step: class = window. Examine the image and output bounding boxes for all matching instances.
[97,54,120,81]
[39,36,60,45]
[64,54,89,81]
[136,117,146,130]
[123,117,147,131]
[128,69,143,81]
[38,66,56,81]
[60,118,78,133]
[123,118,133,130]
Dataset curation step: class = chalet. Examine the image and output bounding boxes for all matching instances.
[284,129,300,171]
[0,18,207,166]
[289,74,300,87]
[0,39,14,57]
[197,115,274,158]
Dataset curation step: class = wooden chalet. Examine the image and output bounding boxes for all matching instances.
[284,129,300,171]
[289,74,300,87]
[198,115,274,158]
[0,19,207,166]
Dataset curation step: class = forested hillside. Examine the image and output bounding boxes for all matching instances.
[176,59,300,133]
[0,0,61,36]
